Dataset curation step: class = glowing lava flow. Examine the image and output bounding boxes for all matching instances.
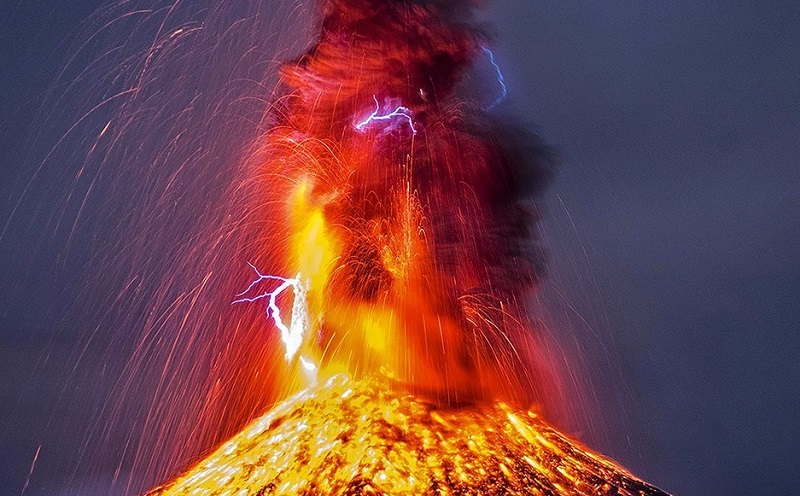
[147,375,668,496]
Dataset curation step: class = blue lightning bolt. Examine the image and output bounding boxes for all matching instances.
[482,47,508,110]
[233,262,304,361]
[355,95,417,135]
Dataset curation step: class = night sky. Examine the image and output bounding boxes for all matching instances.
[2,1,799,495]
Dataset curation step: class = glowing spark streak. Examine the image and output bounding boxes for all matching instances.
[233,263,304,361]
[482,47,508,110]
[355,95,417,134]
[21,445,40,495]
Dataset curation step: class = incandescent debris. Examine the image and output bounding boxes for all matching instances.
[147,375,669,496]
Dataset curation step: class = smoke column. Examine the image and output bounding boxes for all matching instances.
[242,0,556,402]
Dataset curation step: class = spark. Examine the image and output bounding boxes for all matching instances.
[355,95,417,134]
[233,263,305,362]
[482,47,507,110]
[20,445,40,495]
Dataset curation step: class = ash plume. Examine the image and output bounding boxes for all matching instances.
[251,0,557,402]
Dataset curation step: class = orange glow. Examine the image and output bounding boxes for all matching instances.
[279,171,486,398]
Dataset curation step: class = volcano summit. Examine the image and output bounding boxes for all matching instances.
[147,375,668,496]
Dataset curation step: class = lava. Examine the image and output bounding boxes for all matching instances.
[147,375,668,496]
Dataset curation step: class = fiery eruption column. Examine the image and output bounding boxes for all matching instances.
[142,0,669,494]
[238,0,553,402]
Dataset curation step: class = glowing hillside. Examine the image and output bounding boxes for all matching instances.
[147,375,668,495]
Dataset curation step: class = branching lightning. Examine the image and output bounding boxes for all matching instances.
[355,95,417,134]
[233,263,306,362]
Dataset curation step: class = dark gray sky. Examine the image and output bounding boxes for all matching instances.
[2,1,799,495]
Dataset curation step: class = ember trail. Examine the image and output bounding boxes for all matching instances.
[147,0,669,494]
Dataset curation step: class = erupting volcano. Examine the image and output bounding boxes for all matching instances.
[142,0,669,494]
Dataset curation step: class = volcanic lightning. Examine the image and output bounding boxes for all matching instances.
[482,47,509,110]
[233,263,307,363]
[355,96,417,135]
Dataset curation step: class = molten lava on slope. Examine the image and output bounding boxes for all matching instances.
[148,375,668,496]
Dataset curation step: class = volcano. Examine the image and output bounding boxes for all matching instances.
[147,375,668,496]
[132,0,672,492]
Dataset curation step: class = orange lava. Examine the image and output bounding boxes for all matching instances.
[147,375,668,496]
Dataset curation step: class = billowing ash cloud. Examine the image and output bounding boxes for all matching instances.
[254,0,557,402]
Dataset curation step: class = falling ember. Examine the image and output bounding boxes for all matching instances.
[138,0,669,493]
